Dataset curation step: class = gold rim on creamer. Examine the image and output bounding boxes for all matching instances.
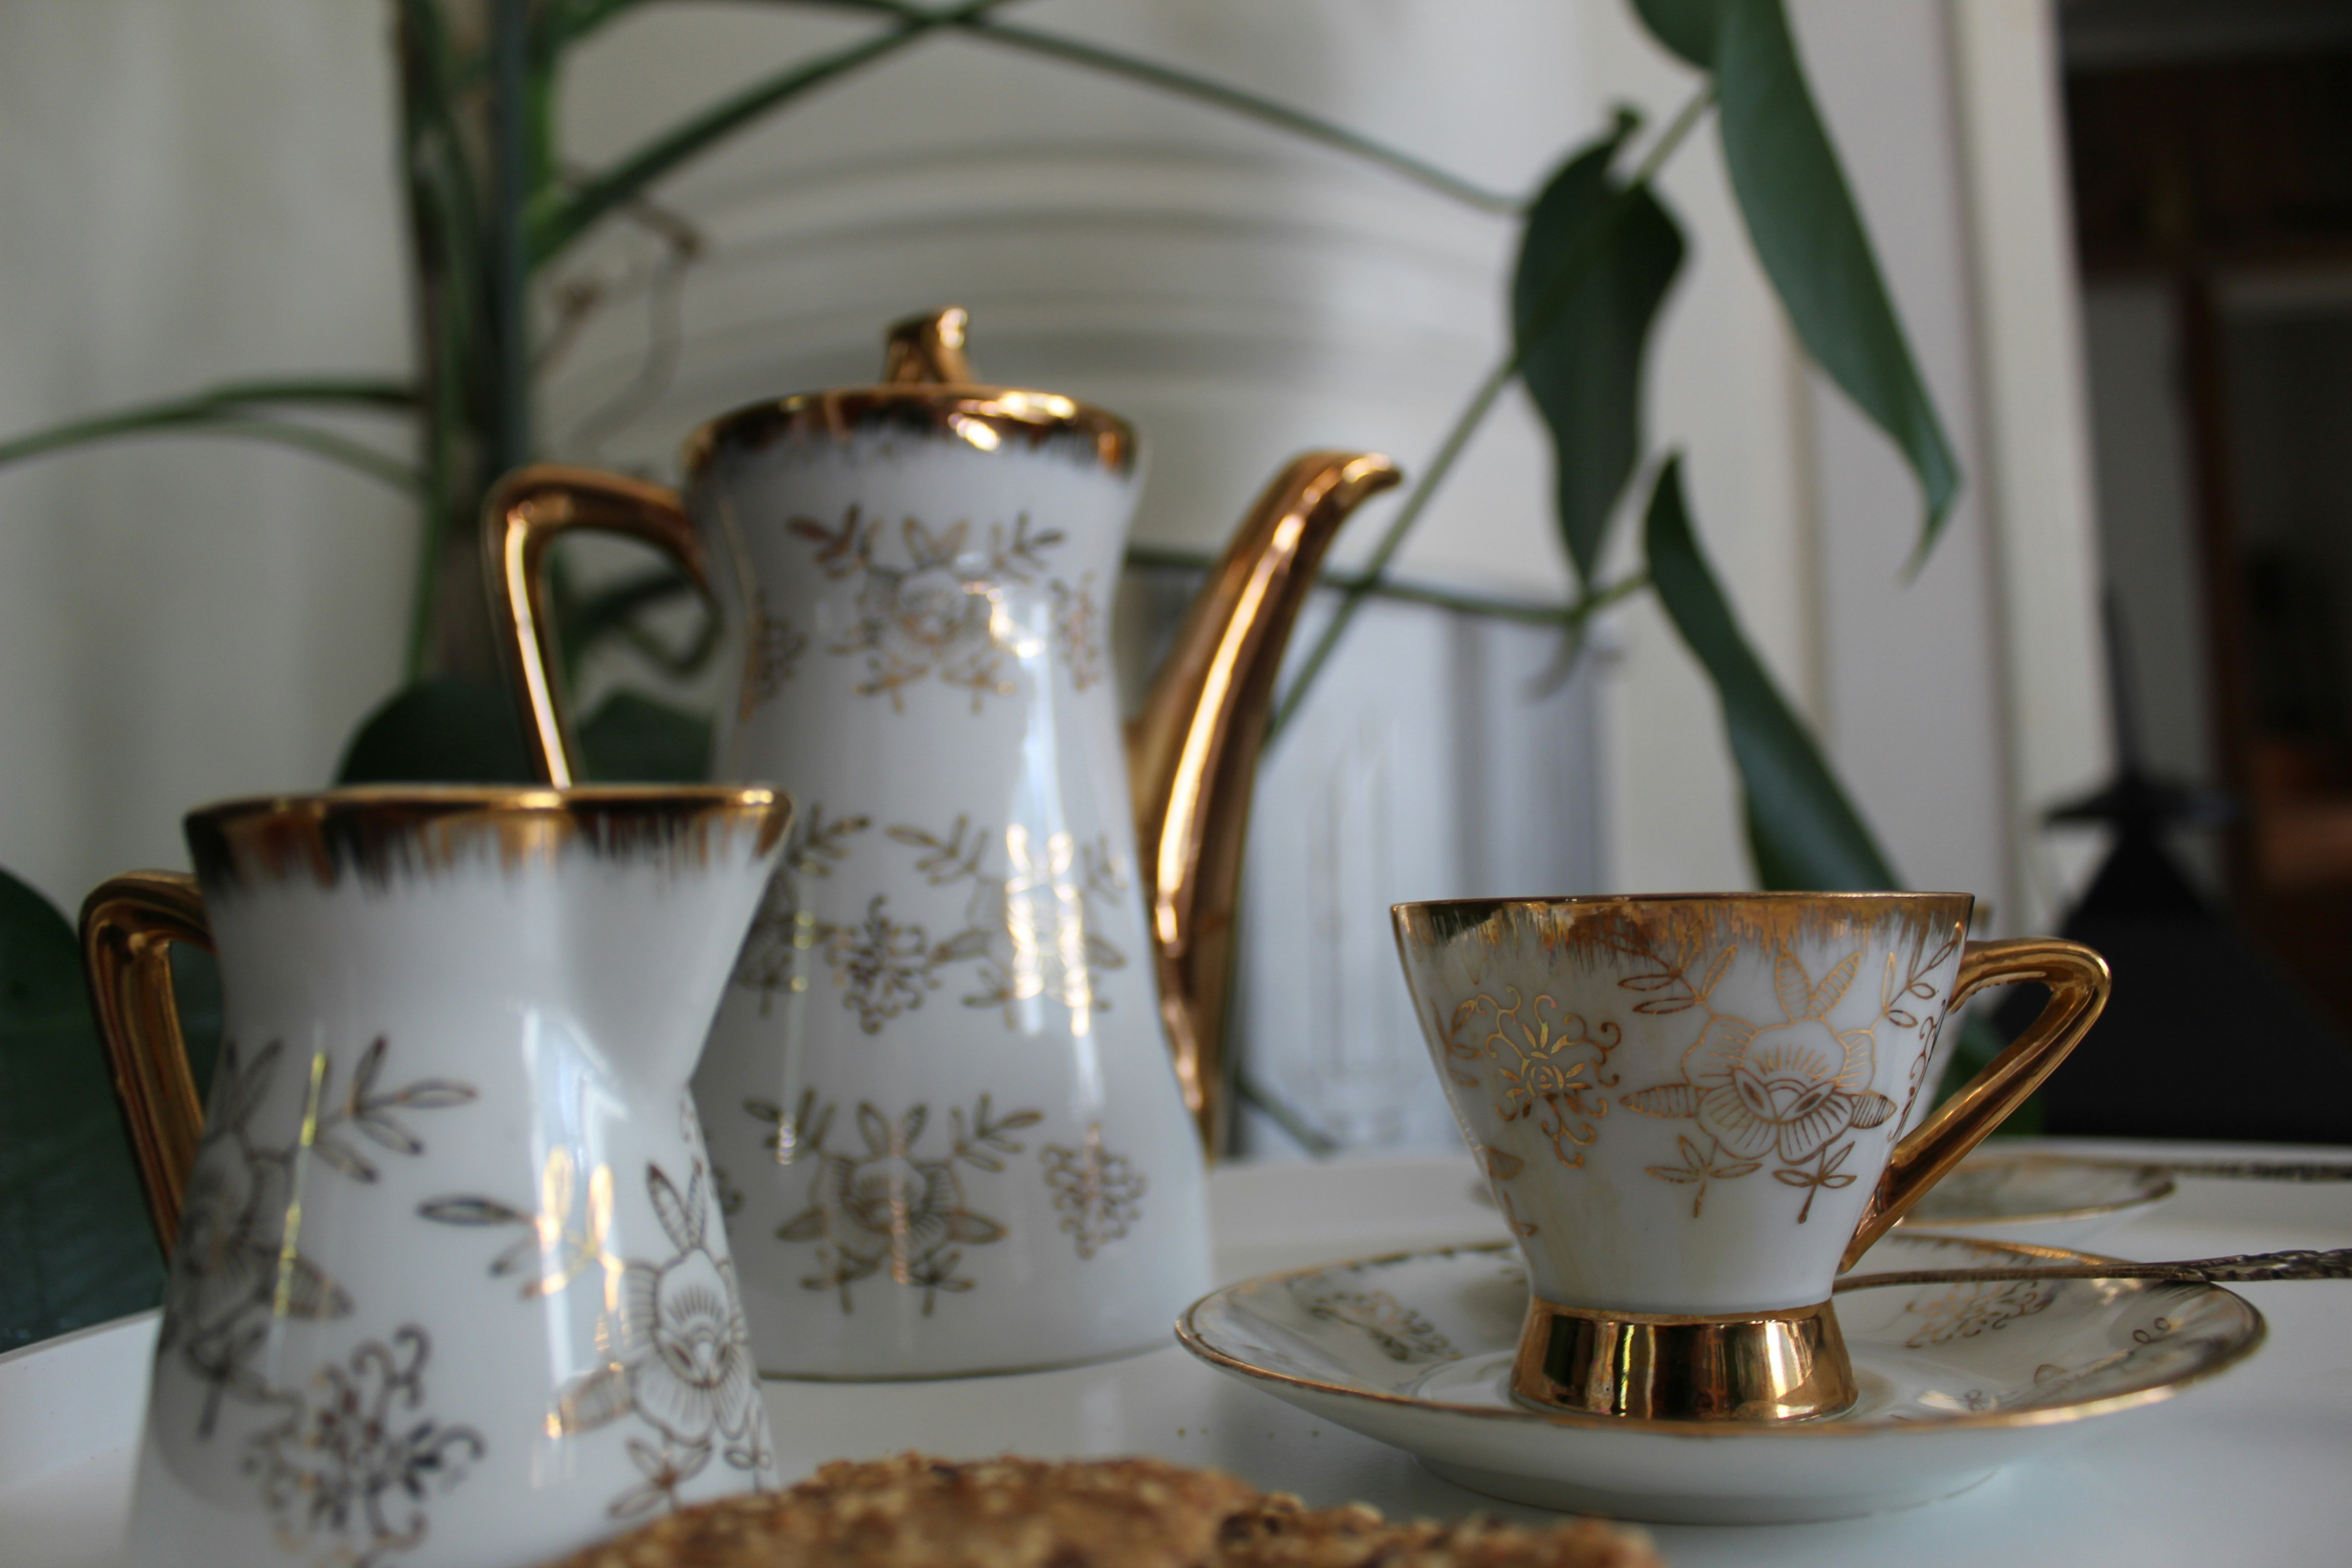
[1173,1237,2268,1438]
[186,784,792,891]
[679,386,1138,480]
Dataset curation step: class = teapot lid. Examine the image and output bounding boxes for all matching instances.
[681,308,1136,479]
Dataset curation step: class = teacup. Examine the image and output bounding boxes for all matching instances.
[1391,893,2109,1423]
[83,787,791,1567]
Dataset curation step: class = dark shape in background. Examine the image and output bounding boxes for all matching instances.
[2008,602,2352,1142]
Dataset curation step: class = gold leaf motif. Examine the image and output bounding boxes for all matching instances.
[768,1092,1046,1315]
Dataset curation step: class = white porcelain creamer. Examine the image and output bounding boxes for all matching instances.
[83,786,791,1567]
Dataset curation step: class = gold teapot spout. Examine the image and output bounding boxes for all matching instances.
[1128,451,1402,1154]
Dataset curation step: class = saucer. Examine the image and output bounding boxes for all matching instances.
[1176,1233,2263,1524]
[1898,1152,2175,1248]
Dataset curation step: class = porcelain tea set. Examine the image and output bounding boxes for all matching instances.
[82,308,2188,1562]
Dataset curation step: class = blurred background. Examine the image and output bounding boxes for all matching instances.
[0,0,2345,1171]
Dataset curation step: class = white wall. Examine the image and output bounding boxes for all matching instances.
[0,2,414,915]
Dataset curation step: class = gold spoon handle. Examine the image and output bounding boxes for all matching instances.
[1837,1245,2352,1291]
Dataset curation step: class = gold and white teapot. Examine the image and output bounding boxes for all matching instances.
[488,309,1398,1375]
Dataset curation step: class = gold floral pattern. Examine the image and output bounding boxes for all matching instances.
[1901,1280,2054,1349]
[420,1157,773,1515]
[145,1036,482,1565]
[1039,1125,1147,1259]
[760,1092,1044,1313]
[162,1038,475,1437]
[887,815,1128,1027]
[248,1328,484,1568]
[1291,1286,1457,1363]
[737,589,807,720]
[1443,989,1622,1170]
[788,505,1097,710]
[1620,943,1900,1221]
[1049,574,1105,691]
[729,806,1129,1036]
[730,804,870,1016]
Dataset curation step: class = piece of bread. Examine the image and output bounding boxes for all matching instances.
[1216,1493,1663,1568]
[544,1452,1665,1568]
[549,1453,1262,1568]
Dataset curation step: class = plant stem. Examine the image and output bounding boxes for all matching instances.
[1126,545,1583,628]
[793,0,1520,214]
[0,380,417,470]
[1264,84,1715,741]
[533,0,1021,262]
[490,0,533,476]
[4,416,424,495]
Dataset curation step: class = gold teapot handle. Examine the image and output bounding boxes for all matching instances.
[1841,936,2112,1268]
[80,872,213,1254]
[483,466,711,786]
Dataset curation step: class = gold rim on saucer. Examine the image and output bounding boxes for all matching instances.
[1176,1235,2266,1439]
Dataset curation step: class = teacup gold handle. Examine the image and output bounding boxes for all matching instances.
[80,872,214,1254]
[1840,936,2112,1269]
[483,465,712,786]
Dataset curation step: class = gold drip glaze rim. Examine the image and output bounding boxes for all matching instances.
[186,785,792,892]
[1175,1237,2267,1438]
[680,385,1137,480]
[1392,892,1973,966]
[1395,891,1976,910]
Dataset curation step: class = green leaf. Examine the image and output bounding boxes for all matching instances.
[0,869,162,1349]
[1632,0,1960,555]
[1642,456,1899,890]
[1513,122,1687,587]
[1631,0,1720,66]
[336,677,536,784]
[579,691,712,783]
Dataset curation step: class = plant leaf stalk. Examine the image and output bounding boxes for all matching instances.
[533,0,1020,262]
[791,0,1521,214]
[1126,544,1643,631]
[1267,83,1714,741]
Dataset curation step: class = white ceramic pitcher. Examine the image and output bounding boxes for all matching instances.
[486,308,1399,1376]
[83,787,790,1566]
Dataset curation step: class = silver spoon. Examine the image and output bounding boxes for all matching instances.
[1837,1245,2352,1291]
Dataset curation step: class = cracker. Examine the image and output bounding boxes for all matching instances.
[543,1452,1665,1568]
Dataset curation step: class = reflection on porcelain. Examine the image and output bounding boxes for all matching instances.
[486,309,1401,1377]
[84,788,789,1568]
[1176,1235,2265,1524]
[1898,1152,2176,1249]
[1392,894,2112,1422]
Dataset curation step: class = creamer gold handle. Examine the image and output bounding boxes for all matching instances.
[484,465,711,786]
[1841,936,2111,1269]
[80,872,213,1255]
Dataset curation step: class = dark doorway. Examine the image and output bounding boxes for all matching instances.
[2064,4,2352,1039]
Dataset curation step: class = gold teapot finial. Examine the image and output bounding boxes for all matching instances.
[882,306,976,385]
[883,307,1402,1152]
[1128,454,1401,1152]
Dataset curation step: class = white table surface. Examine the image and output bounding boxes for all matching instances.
[4,1136,2347,1567]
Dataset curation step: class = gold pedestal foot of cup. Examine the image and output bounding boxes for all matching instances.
[1510,1298,1858,1423]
